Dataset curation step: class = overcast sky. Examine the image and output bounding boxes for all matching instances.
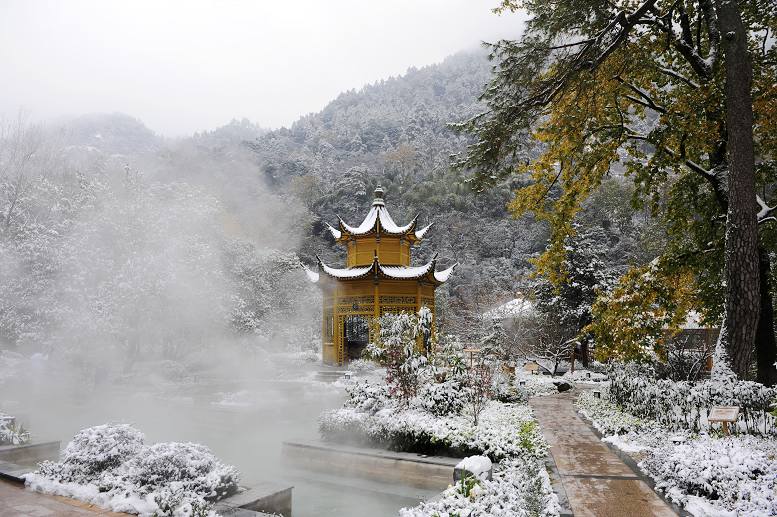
[0,1,525,136]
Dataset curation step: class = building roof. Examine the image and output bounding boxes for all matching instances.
[305,254,456,286]
[328,186,429,241]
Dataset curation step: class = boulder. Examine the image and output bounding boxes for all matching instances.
[553,381,572,392]
[453,455,493,483]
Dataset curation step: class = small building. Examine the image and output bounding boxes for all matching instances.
[305,186,455,365]
[662,311,719,374]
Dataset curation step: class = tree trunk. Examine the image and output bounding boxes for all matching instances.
[756,247,777,386]
[715,0,760,378]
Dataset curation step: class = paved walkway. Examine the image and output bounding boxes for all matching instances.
[0,479,127,517]
[530,391,678,517]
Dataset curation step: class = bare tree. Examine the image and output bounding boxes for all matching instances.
[0,113,52,236]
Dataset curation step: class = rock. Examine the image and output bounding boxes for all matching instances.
[453,455,493,482]
[553,381,572,392]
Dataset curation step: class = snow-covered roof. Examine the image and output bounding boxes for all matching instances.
[483,298,535,320]
[331,186,429,241]
[307,254,456,285]
[324,223,342,240]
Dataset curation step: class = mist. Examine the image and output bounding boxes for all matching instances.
[0,113,359,512]
[0,2,531,515]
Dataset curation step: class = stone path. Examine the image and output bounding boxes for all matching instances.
[530,390,679,517]
[0,479,127,516]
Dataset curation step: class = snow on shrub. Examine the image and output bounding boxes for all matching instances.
[610,363,777,434]
[576,387,777,516]
[107,442,239,501]
[640,435,777,516]
[26,424,239,517]
[344,380,391,413]
[320,401,547,461]
[414,378,465,416]
[399,456,560,517]
[515,373,558,398]
[0,412,30,445]
[575,389,646,436]
[345,358,377,373]
[37,424,145,483]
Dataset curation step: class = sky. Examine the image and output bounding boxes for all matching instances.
[0,0,525,137]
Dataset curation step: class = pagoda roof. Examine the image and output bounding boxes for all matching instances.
[327,186,430,241]
[304,254,456,286]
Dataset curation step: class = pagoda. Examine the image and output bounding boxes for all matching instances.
[306,186,455,365]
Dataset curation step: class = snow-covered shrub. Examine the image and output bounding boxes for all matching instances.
[576,389,645,435]
[610,363,777,434]
[320,401,547,461]
[414,378,465,416]
[0,413,30,445]
[640,435,777,516]
[107,442,239,502]
[151,486,215,517]
[515,373,559,398]
[344,381,390,414]
[27,424,239,517]
[586,361,609,374]
[494,382,527,404]
[346,358,376,373]
[399,456,560,517]
[37,424,145,483]
[577,386,777,516]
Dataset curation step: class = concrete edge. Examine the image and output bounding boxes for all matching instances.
[574,408,691,517]
[542,452,574,517]
[283,441,461,466]
[0,464,27,485]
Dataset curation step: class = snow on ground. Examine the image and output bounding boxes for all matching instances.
[515,372,562,398]
[576,389,777,516]
[562,368,608,384]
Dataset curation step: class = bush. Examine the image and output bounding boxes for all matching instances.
[400,456,560,517]
[38,424,145,483]
[344,381,390,414]
[640,435,777,515]
[28,424,239,517]
[575,389,645,435]
[320,401,548,461]
[347,358,377,373]
[108,442,239,501]
[610,363,777,434]
[414,378,465,416]
[0,414,30,446]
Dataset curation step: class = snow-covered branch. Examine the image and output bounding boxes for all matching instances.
[656,66,700,89]
[757,195,777,224]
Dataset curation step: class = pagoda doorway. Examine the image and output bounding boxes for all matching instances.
[344,315,370,360]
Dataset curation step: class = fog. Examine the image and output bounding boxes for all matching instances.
[0,115,394,515]
[0,0,524,136]
[0,2,529,514]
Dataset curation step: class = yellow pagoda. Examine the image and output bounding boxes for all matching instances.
[306,186,455,365]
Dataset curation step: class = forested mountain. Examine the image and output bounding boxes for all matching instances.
[0,50,653,367]
[246,51,552,329]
